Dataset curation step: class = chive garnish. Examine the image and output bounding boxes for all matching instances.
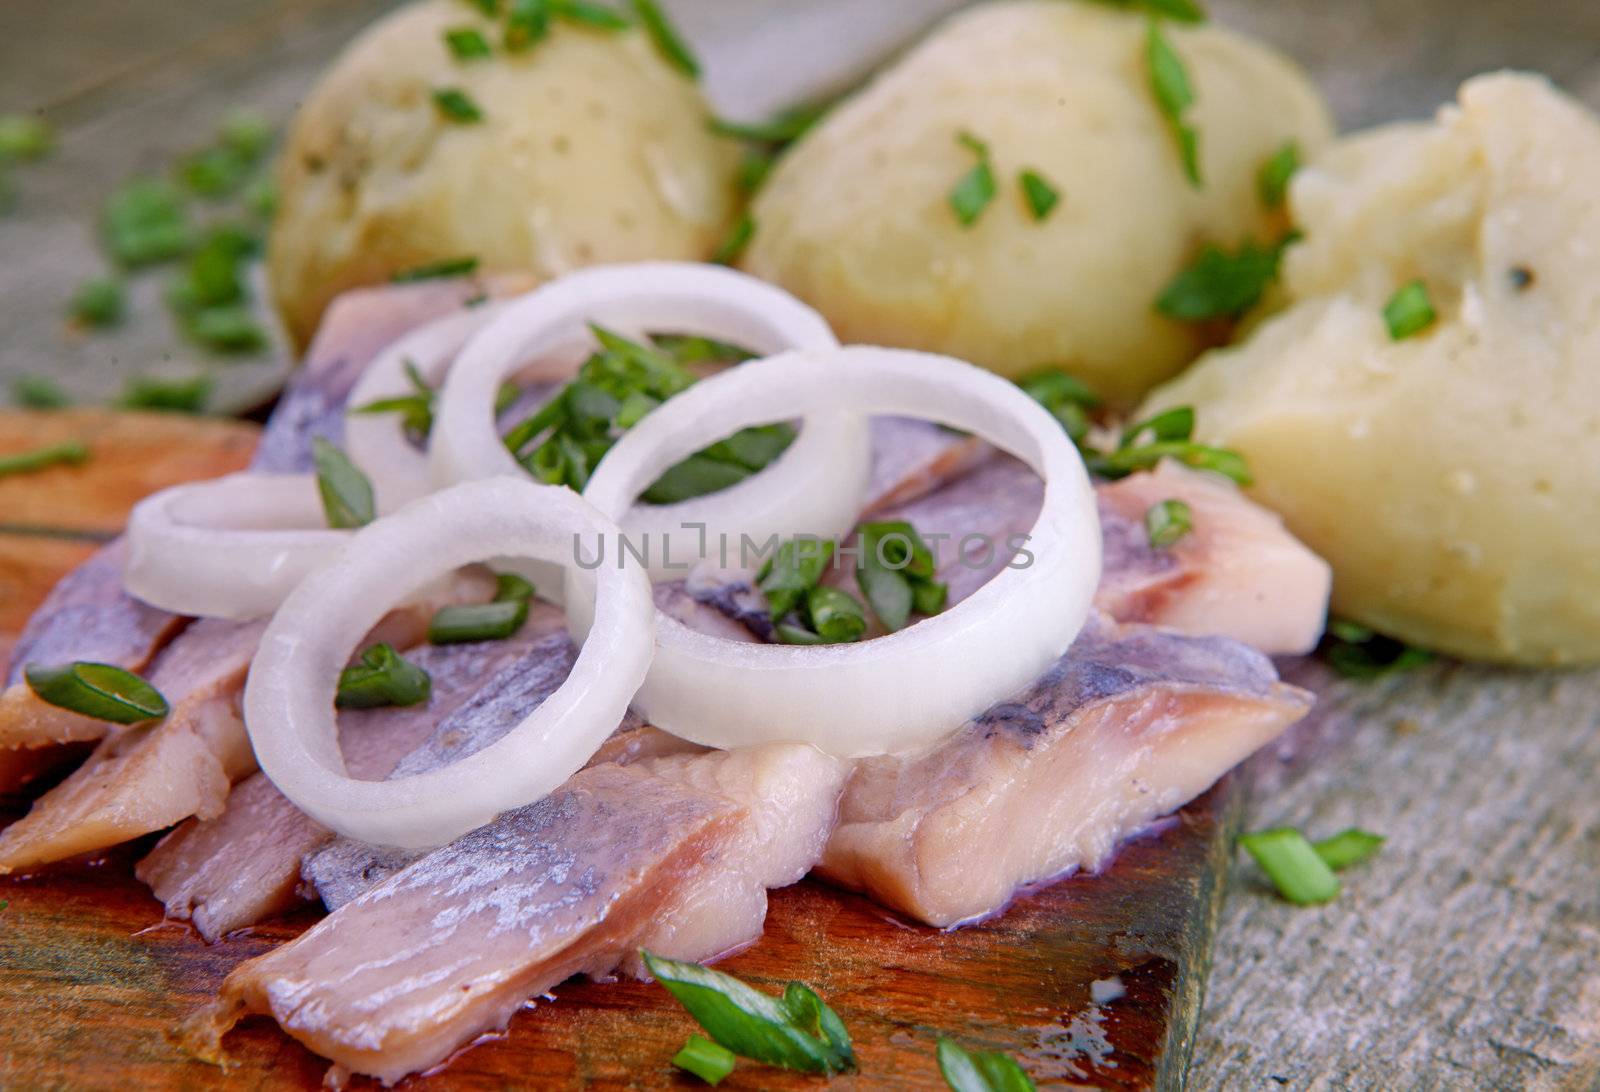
[391,256,480,282]
[445,26,493,59]
[1144,19,1201,187]
[504,0,551,50]
[466,0,501,15]
[165,224,266,352]
[68,276,125,328]
[1017,169,1060,221]
[0,440,88,479]
[1383,280,1435,340]
[673,1034,736,1085]
[805,586,868,643]
[0,114,54,162]
[1157,235,1293,321]
[1312,828,1385,870]
[1084,0,1206,22]
[856,520,943,632]
[12,374,70,409]
[758,537,835,620]
[708,112,822,145]
[1238,827,1340,905]
[949,131,997,227]
[1257,140,1300,209]
[936,1038,1037,1092]
[1077,404,1252,486]
[642,951,856,1075]
[311,437,375,529]
[551,0,630,30]
[428,572,536,644]
[117,374,212,414]
[629,0,699,78]
[432,87,485,123]
[712,211,755,266]
[24,662,168,724]
[1019,367,1101,444]
[335,644,432,709]
[101,178,192,267]
[646,332,756,366]
[1144,498,1192,548]
[1320,619,1434,679]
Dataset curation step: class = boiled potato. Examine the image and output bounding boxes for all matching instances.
[1142,73,1600,664]
[268,0,740,348]
[741,0,1332,404]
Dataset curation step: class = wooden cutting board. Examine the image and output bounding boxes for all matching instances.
[0,409,1243,1091]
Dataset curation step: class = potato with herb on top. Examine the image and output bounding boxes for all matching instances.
[268,0,740,348]
[740,0,1332,405]
[1141,73,1600,665]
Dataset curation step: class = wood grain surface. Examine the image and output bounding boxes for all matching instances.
[1,2,1598,1089]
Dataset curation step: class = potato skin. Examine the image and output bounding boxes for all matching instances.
[1142,74,1600,664]
[268,0,740,348]
[740,0,1331,405]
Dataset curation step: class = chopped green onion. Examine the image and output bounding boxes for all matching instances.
[1019,367,1101,443]
[432,87,485,123]
[1312,828,1385,871]
[1383,280,1436,340]
[117,375,212,414]
[0,440,88,479]
[24,662,168,724]
[1090,439,1252,485]
[1320,620,1434,679]
[187,306,269,353]
[1084,0,1206,23]
[219,109,274,163]
[101,178,192,267]
[428,599,528,643]
[466,0,501,14]
[949,131,997,227]
[912,579,948,616]
[0,113,53,161]
[1144,19,1202,187]
[12,374,70,409]
[504,0,550,49]
[178,146,251,199]
[245,176,279,220]
[428,571,535,643]
[647,332,757,366]
[1157,237,1290,321]
[642,951,856,1075]
[806,586,867,643]
[1238,827,1340,905]
[445,26,493,58]
[68,277,125,328]
[937,1038,1037,1092]
[629,0,699,78]
[1121,405,1195,447]
[856,565,913,632]
[673,1034,736,1085]
[551,0,631,29]
[1144,498,1192,548]
[639,453,751,504]
[708,109,822,145]
[311,437,375,529]
[775,622,827,645]
[335,644,432,709]
[1017,169,1060,221]
[1257,140,1300,209]
[391,256,480,282]
[712,212,755,265]
[758,537,834,619]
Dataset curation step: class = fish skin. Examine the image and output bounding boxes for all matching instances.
[817,614,1313,927]
[189,762,744,1087]
[136,624,553,941]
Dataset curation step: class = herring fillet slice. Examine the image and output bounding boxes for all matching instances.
[0,573,489,875]
[188,762,745,1087]
[817,614,1313,927]
[135,625,559,940]
[1095,461,1332,655]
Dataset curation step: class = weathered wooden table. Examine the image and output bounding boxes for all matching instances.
[1,2,1596,1088]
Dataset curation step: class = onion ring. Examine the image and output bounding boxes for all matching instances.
[244,477,654,849]
[570,347,1102,758]
[344,303,506,514]
[432,262,868,582]
[124,473,347,620]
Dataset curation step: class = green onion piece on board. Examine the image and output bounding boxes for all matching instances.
[1238,827,1341,905]
[672,1034,736,1085]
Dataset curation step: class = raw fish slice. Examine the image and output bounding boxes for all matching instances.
[0,542,188,750]
[863,415,992,513]
[817,614,1313,927]
[189,762,744,1087]
[135,624,558,941]
[1094,461,1332,655]
[0,573,490,874]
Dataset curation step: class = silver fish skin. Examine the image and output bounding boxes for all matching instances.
[817,613,1313,927]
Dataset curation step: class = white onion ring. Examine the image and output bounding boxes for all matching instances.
[124,473,348,620]
[244,477,654,849]
[432,262,868,583]
[344,303,506,514]
[569,347,1102,758]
